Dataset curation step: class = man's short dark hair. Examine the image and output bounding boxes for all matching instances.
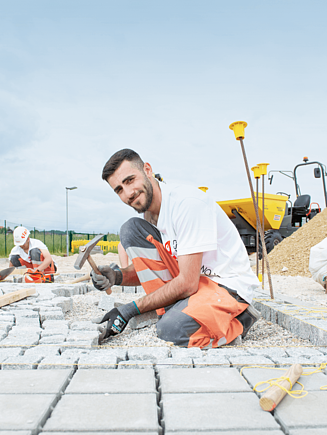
[102,149,144,181]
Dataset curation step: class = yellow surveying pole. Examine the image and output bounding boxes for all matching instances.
[257,163,269,289]
[229,121,274,299]
[251,165,261,278]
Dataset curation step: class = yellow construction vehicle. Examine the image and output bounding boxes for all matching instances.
[216,157,327,255]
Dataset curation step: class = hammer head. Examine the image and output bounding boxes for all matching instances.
[74,234,104,270]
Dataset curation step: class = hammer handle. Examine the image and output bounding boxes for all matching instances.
[259,364,303,411]
[87,256,101,275]
[87,256,112,295]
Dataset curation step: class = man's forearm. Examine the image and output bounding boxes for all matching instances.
[135,275,197,314]
[121,264,141,286]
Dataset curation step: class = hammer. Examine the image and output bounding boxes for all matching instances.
[74,234,112,295]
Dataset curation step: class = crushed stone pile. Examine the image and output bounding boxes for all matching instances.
[262,207,327,277]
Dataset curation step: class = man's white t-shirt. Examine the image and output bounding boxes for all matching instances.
[156,183,260,303]
[9,238,48,264]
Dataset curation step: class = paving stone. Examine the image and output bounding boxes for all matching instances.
[156,358,193,369]
[0,393,57,431]
[207,348,251,357]
[306,355,327,365]
[77,353,117,369]
[0,330,7,340]
[0,369,72,393]
[242,367,327,392]
[0,335,40,349]
[66,368,157,393]
[127,346,170,362]
[0,348,23,364]
[170,347,203,359]
[193,356,230,368]
[70,321,98,331]
[42,432,158,435]
[129,310,158,330]
[40,310,64,322]
[43,393,159,432]
[247,347,288,358]
[73,348,127,362]
[275,391,327,430]
[39,335,67,345]
[38,355,79,369]
[118,359,154,369]
[162,392,279,432]
[2,355,43,369]
[59,341,97,351]
[159,367,251,393]
[0,431,32,435]
[14,310,39,319]
[165,432,284,435]
[50,297,73,313]
[98,294,115,311]
[24,346,61,358]
[66,330,99,343]
[41,327,69,337]
[289,429,327,435]
[273,357,317,367]
[285,347,324,357]
[229,356,274,366]
[42,320,69,329]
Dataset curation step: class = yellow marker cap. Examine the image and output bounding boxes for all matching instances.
[251,165,261,179]
[257,163,269,176]
[198,187,208,193]
[229,121,248,140]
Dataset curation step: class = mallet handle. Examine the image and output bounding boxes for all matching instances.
[259,364,303,411]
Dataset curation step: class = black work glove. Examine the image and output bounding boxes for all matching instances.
[90,263,123,291]
[93,302,140,344]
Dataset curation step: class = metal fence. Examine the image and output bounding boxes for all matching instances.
[0,220,119,257]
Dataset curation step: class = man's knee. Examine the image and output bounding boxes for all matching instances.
[120,217,162,250]
[10,255,22,268]
[30,248,42,262]
[156,308,200,348]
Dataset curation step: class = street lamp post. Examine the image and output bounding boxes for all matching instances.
[66,187,77,257]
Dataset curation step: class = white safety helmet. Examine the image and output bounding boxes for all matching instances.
[13,226,30,246]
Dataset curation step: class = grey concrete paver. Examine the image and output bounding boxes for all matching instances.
[165,432,284,435]
[42,433,158,435]
[127,346,170,362]
[289,429,327,434]
[0,431,32,435]
[193,356,230,367]
[66,368,156,394]
[161,392,280,432]
[156,357,193,368]
[0,394,57,431]
[118,359,154,369]
[77,353,117,368]
[286,347,324,357]
[159,367,251,393]
[43,393,159,432]
[229,355,274,366]
[0,369,72,393]
[274,391,327,430]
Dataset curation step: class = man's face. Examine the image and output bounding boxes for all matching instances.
[108,160,153,213]
[20,238,30,251]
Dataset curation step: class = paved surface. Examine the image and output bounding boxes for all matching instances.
[1,277,327,433]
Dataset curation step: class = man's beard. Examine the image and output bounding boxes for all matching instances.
[128,175,153,213]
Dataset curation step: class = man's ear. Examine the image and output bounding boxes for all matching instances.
[143,162,153,178]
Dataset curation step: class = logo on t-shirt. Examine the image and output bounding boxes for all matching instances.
[165,241,177,260]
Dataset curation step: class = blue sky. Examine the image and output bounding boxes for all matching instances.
[1,0,326,234]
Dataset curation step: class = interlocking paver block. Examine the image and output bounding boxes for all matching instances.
[118,360,154,369]
[0,431,33,435]
[289,429,327,435]
[193,356,230,368]
[247,347,287,358]
[207,348,250,357]
[24,345,60,357]
[39,335,67,344]
[129,310,158,329]
[162,392,279,431]
[0,394,57,431]
[38,355,79,369]
[286,347,324,357]
[273,357,316,367]
[43,393,159,432]
[0,348,23,363]
[229,356,274,366]
[165,431,285,435]
[2,355,43,370]
[275,391,327,430]
[0,369,72,393]
[156,358,193,369]
[70,321,98,331]
[77,353,117,369]
[127,346,170,362]
[159,367,251,393]
[242,367,327,392]
[171,347,202,359]
[42,432,158,435]
[66,368,156,394]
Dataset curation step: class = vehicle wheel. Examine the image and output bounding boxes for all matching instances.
[259,230,283,259]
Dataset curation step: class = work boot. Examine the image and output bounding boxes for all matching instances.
[236,304,261,338]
